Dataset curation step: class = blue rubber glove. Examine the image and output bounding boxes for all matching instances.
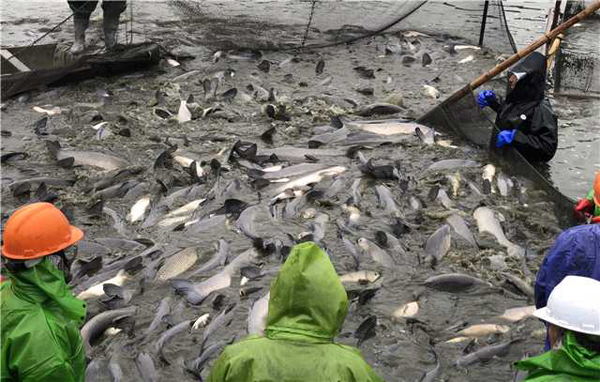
[477,90,496,109]
[496,129,517,148]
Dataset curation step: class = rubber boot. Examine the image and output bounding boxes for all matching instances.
[71,14,90,54]
[103,12,121,50]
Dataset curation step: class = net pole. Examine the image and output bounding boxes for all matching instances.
[478,1,490,47]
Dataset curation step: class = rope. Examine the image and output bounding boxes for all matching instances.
[301,0,318,49]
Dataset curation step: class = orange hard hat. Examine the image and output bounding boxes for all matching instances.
[2,202,83,260]
[595,172,600,206]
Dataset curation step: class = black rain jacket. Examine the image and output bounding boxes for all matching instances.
[490,52,558,162]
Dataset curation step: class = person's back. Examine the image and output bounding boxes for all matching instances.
[515,276,600,381]
[207,242,383,382]
[1,202,87,382]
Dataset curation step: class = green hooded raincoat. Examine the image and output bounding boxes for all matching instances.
[207,242,384,382]
[1,257,87,382]
[515,331,600,381]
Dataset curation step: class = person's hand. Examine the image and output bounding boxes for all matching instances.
[477,90,496,108]
[496,129,516,148]
[574,198,595,221]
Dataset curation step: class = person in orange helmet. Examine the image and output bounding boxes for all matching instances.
[1,202,87,382]
[574,173,600,224]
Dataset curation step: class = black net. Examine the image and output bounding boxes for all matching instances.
[554,1,600,95]
[168,0,517,53]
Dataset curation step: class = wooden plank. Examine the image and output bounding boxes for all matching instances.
[0,49,31,73]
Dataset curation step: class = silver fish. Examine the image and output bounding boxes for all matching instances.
[375,185,401,216]
[155,319,192,361]
[190,239,231,276]
[135,352,158,382]
[145,297,171,334]
[155,247,198,281]
[419,347,441,382]
[201,303,237,350]
[455,339,522,367]
[425,273,490,292]
[427,159,479,172]
[247,292,270,335]
[473,207,524,257]
[80,306,137,353]
[425,225,451,261]
[357,238,395,268]
[446,214,477,248]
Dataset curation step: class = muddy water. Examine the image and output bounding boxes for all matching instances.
[0,2,589,382]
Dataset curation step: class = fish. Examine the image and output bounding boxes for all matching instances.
[416,126,435,145]
[248,292,270,335]
[177,100,192,123]
[446,172,461,196]
[155,319,192,361]
[316,59,325,74]
[273,166,346,194]
[191,336,236,373]
[235,205,261,239]
[135,352,158,382]
[393,301,419,318]
[422,85,440,99]
[128,195,151,223]
[425,225,452,262]
[155,247,198,281]
[184,214,227,233]
[145,298,171,334]
[418,347,441,382]
[343,119,428,136]
[357,238,395,268]
[436,189,455,210]
[456,324,510,337]
[339,270,381,284]
[458,55,475,64]
[497,305,536,323]
[424,273,490,292]
[103,207,128,237]
[422,52,432,67]
[77,269,130,300]
[496,173,512,197]
[454,45,481,51]
[455,339,522,367]
[164,198,206,218]
[86,360,102,382]
[503,273,534,298]
[33,105,61,116]
[375,185,401,216]
[171,248,256,305]
[427,159,479,172]
[108,354,123,382]
[190,239,231,276]
[409,195,424,211]
[80,306,137,353]
[357,103,403,117]
[446,214,477,248]
[201,303,237,350]
[166,58,180,67]
[473,207,524,257]
[354,315,377,347]
[46,141,128,171]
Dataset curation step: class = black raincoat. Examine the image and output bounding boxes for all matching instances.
[489,52,558,162]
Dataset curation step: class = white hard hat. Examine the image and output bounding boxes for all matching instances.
[534,275,600,336]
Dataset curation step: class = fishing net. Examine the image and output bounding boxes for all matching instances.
[554,1,600,95]
[168,0,516,53]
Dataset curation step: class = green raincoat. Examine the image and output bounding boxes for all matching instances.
[515,331,600,381]
[207,241,384,382]
[1,257,87,382]
[584,189,600,217]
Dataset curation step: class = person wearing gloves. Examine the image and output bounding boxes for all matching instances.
[207,241,383,382]
[534,223,600,351]
[515,276,600,381]
[477,52,558,162]
[1,203,87,382]
[68,0,127,53]
[574,172,600,224]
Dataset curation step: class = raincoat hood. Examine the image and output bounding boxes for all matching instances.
[507,51,547,105]
[7,256,86,325]
[515,331,600,380]
[265,241,348,343]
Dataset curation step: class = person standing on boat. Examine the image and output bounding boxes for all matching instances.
[477,52,558,162]
[68,1,127,53]
[574,172,600,224]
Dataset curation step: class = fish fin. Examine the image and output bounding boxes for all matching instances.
[170,279,205,305]
[45,140,61,160]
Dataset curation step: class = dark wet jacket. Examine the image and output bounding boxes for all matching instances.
[207,242,384,382]
[1,257,87,382]
[535,224,600,350]
[515,331,600,381]
[490,52,558,162]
